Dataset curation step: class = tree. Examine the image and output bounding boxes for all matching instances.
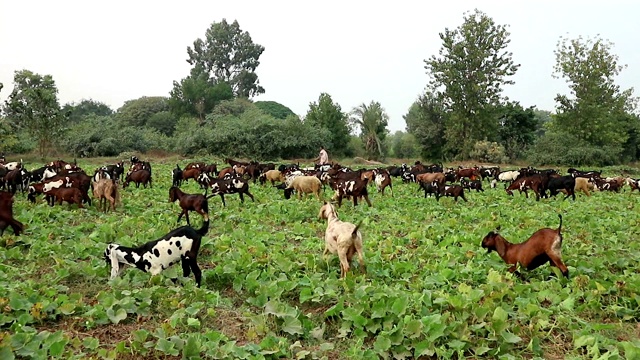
[304,93,351,156]
[147,111,177,136]
[187,19,265,98]
[424,9,520,158]
[3,69,64,157]
[115,96,169,127]
[404,92,448,160]
[168,67,234,121]
[62,99,113,123]
[389,131,420,159]
[552,35,636,151]
[350,101,389,160]
[496,102,537,160]
[254,101,296,119]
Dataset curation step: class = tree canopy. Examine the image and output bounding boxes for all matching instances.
[350,101,389,160]
[254,101,296,120]
[186,19,265,98]
[424,9,520,159]
[3,69,64,157]
[304,93,351,157]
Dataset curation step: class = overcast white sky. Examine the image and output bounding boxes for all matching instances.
[1,1,639,132]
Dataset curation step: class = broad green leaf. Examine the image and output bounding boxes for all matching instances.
[281,316,303,335]
[500,331,522,344]
[106,308,127,324]
[373,334,391,353]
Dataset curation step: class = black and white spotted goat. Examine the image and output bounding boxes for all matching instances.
[103,215,209,287]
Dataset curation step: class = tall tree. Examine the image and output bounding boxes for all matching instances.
[254,101,296,120]
[424,9,520,158]
[3,69,64,157]
[496,102,537,160]
[350,101,389,160]
[552,35,636,150]
[115,96,169,127]
[304,93,351,156]
[187,19,265,98]
[404,92,448,160]
[169,67,234,121]
[62,99,113,123]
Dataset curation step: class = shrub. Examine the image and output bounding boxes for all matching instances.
[526,132,622,166]
[470,141,508,164]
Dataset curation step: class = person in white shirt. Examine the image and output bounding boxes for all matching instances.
[315,146,329,165]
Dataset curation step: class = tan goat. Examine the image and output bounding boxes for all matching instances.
[318,202,365,278]
[92,179,121,212]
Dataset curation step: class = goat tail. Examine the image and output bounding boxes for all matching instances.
[557,214,563,234]
[352,221,363,238]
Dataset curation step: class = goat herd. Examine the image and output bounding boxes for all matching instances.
[1,155,639,287]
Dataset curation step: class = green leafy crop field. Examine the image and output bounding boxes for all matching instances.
[1,161,640,359]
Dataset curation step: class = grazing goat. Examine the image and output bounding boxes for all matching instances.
[481,214,568,279]
[435,184,467,202]
[372,168,393,196]
[329,177,372,207]
[627,178,639,193]
[546,175,576,201]
[206,178,255,207]
[92,179,121,212]
[172,165,183,187]
[259,170,284,186]
[318,202,365,278]
[0,191,24,236]
[45,187,85,208]
[124,170,152,189]
[169,186,209,226]
[104,215,209,287]
[461,178,484,192]
[284,176,323,201]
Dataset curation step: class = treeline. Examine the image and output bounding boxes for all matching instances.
[1,11,638,165]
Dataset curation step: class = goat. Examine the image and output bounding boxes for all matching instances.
[627,178,639,193]
[44,187,85,208]
[206,177,255,207]
[482,214,568,279]
[169,186,209,226]
[123,170,152,189]
[435,184,467,202]
[372,168,393,196]
[318,202,365,278]
[92,179,121,212]
[461,178,484,192]
[329,177,372,207]
[283,176,323,201]
[104,215,209,287]
[546,175,576,201]
[172,165,183,187]
[0,191,24,236]
[259,170,284,186]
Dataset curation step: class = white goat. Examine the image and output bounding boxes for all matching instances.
[318,202,365,278]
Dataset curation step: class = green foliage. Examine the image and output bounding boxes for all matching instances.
[526,130,622,166]
[254,101,296,120]
[187,19,265,98]
[115,96,169,127]
[147,111,177,136]
[424,9,520,158]
[350,101,389,160]
[404,93,447,160]
[533,109,553,137]
[469,141,508,164]
[304,93,351,157]
[168,67,234,120]
[387,131,420,159]
[61,99,113,123]
[496,102,538,160]
[2,161,640,358]
[3,69,65,157]
[553,35,636,151]
[61,115,171,157]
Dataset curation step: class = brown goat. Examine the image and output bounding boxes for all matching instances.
[169,186,209,226]
[92,179,121,212]
[123,170,152,189]
[45,187,84,208]
[0,191,24,236]
[481,214,568,278]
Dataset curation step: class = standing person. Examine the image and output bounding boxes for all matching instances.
[315,146,329,165]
